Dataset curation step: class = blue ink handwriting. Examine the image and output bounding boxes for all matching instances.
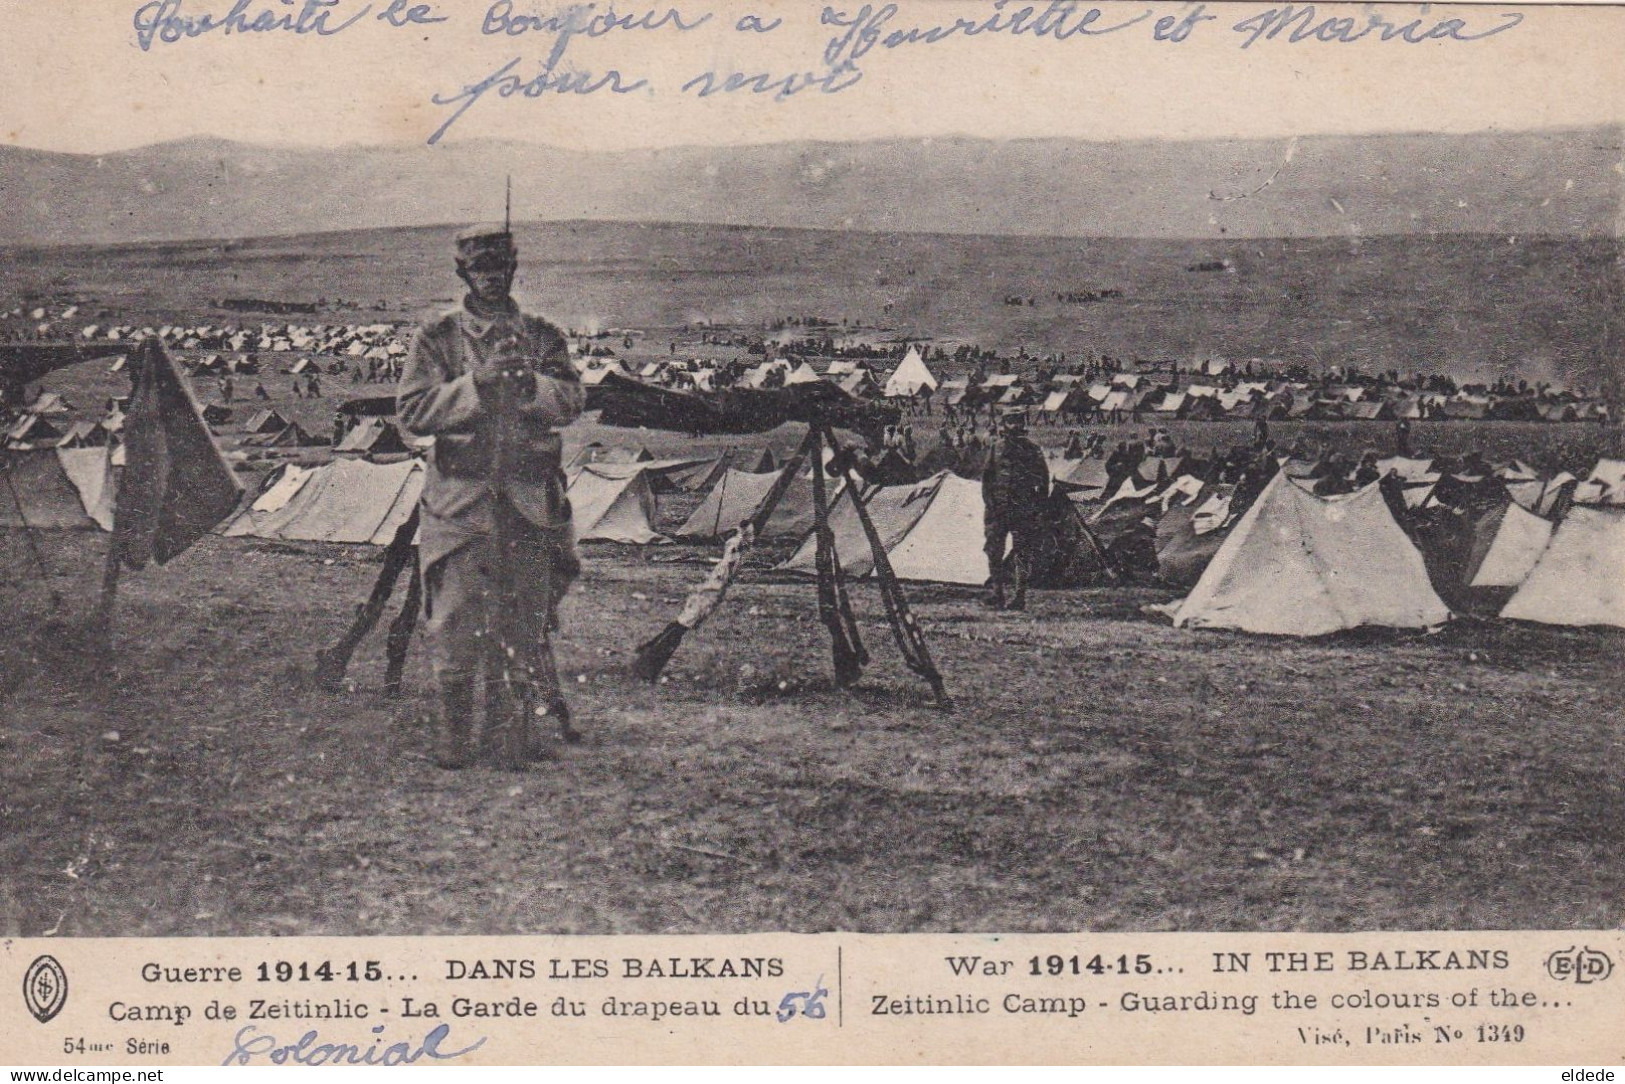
[222,1023,486,1067]
[1231,4,1524,48]
[427,54,648,144]
[132,0,374,51]
[376,0,446,26]
[819,1,1153,70]
[481,0,713,68]
[682,64,861,99]
[1152,3,1213,42]
[776,976,829,1022]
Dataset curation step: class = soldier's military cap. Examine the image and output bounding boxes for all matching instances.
[998,405,1028,422]
[454,224,517,269]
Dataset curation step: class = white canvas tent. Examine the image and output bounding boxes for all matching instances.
[567,465,666,544]
[883,346,939,398]
[1572,458,1625,506]
[679,468,779,539]
[0,448,116,530]
[1172,473,1450,635]
[1466,502,1554,589]
[677,467,843,541]
[1499,507,1625,627]
[779,471,993,585]
[223,458,423,544]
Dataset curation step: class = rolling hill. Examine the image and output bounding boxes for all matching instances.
[0,127,1619,246]
[2,221,1618,391]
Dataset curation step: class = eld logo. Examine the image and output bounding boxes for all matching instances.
[23,954,68,1023]
[1545,946,1614,985]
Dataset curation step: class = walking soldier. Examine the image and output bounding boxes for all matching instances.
[982,406,1049,611]
[398,225,584,769]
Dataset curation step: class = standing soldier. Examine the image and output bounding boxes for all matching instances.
[398,225,585,770]
[982,406,1049,611]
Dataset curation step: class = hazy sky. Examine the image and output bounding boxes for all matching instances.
[2,1,1621,154]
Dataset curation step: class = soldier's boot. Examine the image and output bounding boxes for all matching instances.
[435,679,476,770]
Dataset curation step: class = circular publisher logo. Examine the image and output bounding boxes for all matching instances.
[1545,946,1615,985]
[23,955,68,1024]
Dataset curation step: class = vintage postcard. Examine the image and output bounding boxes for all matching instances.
[1,0,1622,1066]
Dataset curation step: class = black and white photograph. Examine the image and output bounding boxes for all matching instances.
[1,0,1621,949]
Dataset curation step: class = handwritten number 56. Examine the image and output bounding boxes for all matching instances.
[776,978,829,1022]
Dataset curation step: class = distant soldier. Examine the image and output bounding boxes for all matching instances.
[1355,451,1381,489]
[982,407,1049,611]
[397,225,585,770]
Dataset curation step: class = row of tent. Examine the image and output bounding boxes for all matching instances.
[6,446,1620,633]
[614,348,940,399]
[214,446,817,547]
[1165,471,1622,633]
[210,452,1624,632]
[220,459,673,547]
[78,320,405,360]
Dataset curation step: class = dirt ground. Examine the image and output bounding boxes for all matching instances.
[2,516,1621,937]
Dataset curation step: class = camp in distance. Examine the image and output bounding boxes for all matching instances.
[445,957,785,979]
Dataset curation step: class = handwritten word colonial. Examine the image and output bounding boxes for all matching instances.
[222,1022,486,1067]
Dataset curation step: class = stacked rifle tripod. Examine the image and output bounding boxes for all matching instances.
[315,422,951,712]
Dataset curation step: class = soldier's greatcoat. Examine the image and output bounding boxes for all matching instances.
[398,299,584,685]
[397,301,584,573]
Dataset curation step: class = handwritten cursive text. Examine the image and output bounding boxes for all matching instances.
[132,0,375,50]
[223,1022,486,1066]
